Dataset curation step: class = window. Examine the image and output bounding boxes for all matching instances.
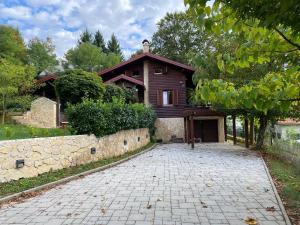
[154,68,163,74]
[163,90,173,106]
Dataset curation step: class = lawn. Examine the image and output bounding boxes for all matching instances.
[265,156,300,224]
[0,124,71,141]
[0,142,154,198]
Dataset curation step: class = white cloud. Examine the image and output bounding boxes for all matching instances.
[1,0,186,58]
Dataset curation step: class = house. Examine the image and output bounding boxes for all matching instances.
[99,40,225,144]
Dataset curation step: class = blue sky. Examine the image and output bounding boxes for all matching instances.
[0,0,185,58]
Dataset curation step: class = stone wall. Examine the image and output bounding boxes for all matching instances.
[0,128,149,183]
[12,97,57,128]
[155,118,185,142]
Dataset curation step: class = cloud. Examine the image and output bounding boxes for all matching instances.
[0,0,186,58]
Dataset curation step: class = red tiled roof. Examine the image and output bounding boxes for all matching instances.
[37,74,57,84]
[99,52,195,76]
[105,74,145,87]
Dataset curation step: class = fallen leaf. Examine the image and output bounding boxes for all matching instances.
[57,202,61,205]
[263,187,269,192]
[66,213,72,217]
[101,208,106,214]
[153,175,156,178]
[244,217,257,225]
[84,192,88,194]
[201,201,208,208]
[157,198,162,202]
[146,204,152,209]
[266,206,276,212]
[247,187,253,190]
[206,183,213,187]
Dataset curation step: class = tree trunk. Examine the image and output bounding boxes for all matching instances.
[256,116,268,150]
[1,94,5,125]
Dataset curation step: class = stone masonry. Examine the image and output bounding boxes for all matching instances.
[0,128,149,183]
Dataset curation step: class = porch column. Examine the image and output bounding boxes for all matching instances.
[224,116,227,142]
[184,117,187,143]
[232,115,237,145]
[187,117,190,144]
[56,96,60,127]
[143,60,149,106]
[244,117,249,148]
[190,116,195,149]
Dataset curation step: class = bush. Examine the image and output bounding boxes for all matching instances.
[5,95,36,112]
[55,69,105,104]
[66,98,156,137]
[103,84,139,104]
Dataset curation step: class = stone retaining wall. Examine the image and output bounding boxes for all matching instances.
[0,128,149,183]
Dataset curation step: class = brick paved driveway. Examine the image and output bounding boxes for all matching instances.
[0,143,289,225]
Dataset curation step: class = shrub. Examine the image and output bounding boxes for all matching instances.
[6,95,36,112]
[103,84,139,104]
[55,69,105,104]
[66,98,156,137]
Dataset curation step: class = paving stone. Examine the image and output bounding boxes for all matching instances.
[0,143,289,225]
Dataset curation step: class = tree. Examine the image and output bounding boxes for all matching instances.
[151,12,209,63]
[55,69,105,105]
[64,43,103,72]
[107,34,124,60]
[78,28,93,45]
[0,59,36,124]
[93,30,107,53]
[0,25,27,63]
[27,37,58,74]
[64,43,121,72]
[195,71,300,149]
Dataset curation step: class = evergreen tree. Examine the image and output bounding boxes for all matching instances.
[107,34,124,60]
[78,28,93,45]
[93,30,107,53]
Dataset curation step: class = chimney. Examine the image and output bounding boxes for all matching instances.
[142,39,150,53]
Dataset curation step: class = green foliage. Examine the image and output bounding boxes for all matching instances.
[64,43,121,72]
[103,84,138,104]
[66,98,156,137]
[27,37,58,73]
[78,28,93,45]
[151,12,209,63]
[4,127,13,139]
[0,25,27,63]
[0,58,36,123]
[55,69,105,104]
[107,33,124,60]
[185,0,300,72]
[93,30,107,53]
[6,95,37,112]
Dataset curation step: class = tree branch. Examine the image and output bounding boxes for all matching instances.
[275,28,300,50]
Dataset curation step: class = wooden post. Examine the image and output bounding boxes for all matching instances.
[244,117,249,148]
[56,97,60,127]
[190,116,195,149]
[232,115,237,145]
[250,117,254,145]
[184,117,187,143]
[187,117,190,144]
[224,116,227,142]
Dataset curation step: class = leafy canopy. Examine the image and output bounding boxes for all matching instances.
[55,69,105,104]
[27,37,58,73]
[0,25,27,63]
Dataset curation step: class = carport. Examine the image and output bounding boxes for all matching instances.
[183,107,226,148]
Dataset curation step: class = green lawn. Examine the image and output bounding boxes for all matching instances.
[0,142,154,198]
[265,156,300,223]
[0,124,71,141]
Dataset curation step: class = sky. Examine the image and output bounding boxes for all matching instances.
[0,0,186,59]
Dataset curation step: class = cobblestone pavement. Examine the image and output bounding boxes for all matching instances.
[0,143,288,225]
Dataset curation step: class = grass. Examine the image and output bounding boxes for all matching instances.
[264,155,300,224]
[0,142,154,198]
[0,124,71,141]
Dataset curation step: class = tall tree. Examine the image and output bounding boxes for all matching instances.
[64,43,121,72]
[0,25,27,63]
[107,34,124,60]
[27,37,58,74]
[151,12,209,63]
[78,28,93,45]
[0,59,35,124]
[93,30,107,53]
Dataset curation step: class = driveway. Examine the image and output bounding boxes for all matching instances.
[0,143,289,225]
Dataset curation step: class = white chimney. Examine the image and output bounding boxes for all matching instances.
[142,39,150,53]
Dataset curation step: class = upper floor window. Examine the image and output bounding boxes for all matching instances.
[132,70,140,76]
[154,68,163,75]
[163,90,173,106]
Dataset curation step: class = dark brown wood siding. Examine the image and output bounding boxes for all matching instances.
[148,60,189,118]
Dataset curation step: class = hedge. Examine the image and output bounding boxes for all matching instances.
[66,98,156,137]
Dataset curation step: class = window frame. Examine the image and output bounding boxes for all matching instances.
[154,68,163,75]
[162,90,173,106]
